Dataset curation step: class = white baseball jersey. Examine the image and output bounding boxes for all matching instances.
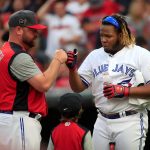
[78,44,150,113]
[79,45,149,150]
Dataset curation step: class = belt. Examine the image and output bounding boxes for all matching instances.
[97,109,138,119]
[0,110,41,121]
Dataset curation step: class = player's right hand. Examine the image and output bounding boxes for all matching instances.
[103,84,130,99]
[66,49,78,70]
[54,49,67,64]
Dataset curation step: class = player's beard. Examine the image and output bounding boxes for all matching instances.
[104,41,123,55]
[22,36,35,49]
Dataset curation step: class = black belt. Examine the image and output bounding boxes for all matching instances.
[0,110,41,121]
[97,109,138,119]
[0,110,13,114]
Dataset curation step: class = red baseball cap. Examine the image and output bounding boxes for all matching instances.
[8,10,47,30]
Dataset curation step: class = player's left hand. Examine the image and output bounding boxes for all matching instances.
[103,84,130,99]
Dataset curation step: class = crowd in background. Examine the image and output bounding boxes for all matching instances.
[1,0,150,91]
[1,1,150,150]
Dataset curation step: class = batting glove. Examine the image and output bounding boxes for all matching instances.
[66,49,78,71]
[103,84,130,99]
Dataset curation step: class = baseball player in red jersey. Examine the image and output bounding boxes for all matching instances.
[66,14,150,150]
[47,93,93,150]
[0,10,67,150]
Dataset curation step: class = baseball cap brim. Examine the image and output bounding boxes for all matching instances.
[27,24,47,30]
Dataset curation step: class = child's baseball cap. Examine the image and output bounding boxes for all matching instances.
[8,10,47,30]
[59,93,82,118]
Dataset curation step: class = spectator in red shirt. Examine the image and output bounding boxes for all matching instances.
[81,0,122,50]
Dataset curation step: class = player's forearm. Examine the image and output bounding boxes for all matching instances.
[43,58,62,90]
[69,70,86,92]
[28,49,67,92]
[129,84,150,98]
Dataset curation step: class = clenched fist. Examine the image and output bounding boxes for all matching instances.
[54,49,67,64]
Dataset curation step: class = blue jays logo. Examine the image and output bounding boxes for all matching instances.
[93,64,135,79]
[112,64,135,77]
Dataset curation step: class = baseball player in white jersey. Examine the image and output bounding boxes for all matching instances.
[66,14,150,150]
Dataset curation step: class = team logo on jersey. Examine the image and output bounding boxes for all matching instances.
[112,64,135,77]
[118,78,132,87]
[65,121,71,126]
[93,64,135,78]
[93,64,108,78]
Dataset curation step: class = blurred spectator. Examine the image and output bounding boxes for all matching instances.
[66,0,90,21]
[0,0,10,13]
[37,0,86,59]
[81,0,122,51]
[126,0,149,37]
[115,0,131,15]
[145,0,150,17]
[126,0,150,49]
[0,0,47,50]
[12,0,25,12]
[136,36,149,50]
[0,0,10,46]
[0,0,26,41]
[24,0,47,12]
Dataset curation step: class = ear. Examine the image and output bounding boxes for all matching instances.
[118,32,122,38]
[15,26,23,36]
[118,32,123,42]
